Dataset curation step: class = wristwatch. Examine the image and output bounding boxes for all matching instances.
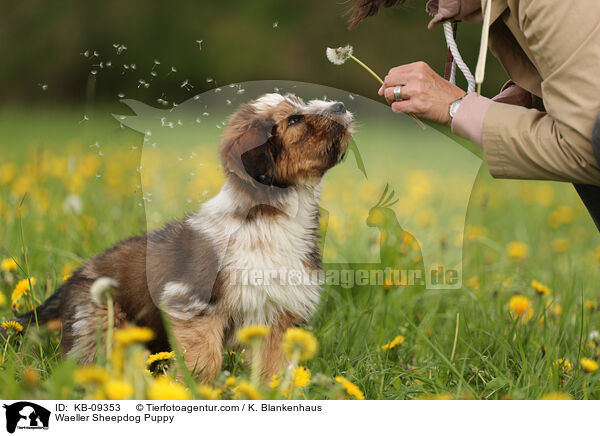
[449,95,467,120]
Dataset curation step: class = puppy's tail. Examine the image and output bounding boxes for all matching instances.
[0,286,64,338]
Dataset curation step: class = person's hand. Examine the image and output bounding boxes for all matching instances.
[378,62,466,126]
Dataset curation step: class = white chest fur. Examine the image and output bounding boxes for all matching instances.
[188,183,323,327]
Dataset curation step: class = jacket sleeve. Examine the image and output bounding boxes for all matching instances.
[454,0,600,186]
[481,101,600,185]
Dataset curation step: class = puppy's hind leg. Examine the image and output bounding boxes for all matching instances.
[168,314,226,382]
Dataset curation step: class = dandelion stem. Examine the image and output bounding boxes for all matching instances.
[348,54,384,86]
[249,339,262,386]
[450,312,460,361]
[17,196,46,372]
[280,349,300,395]
[347,54,426,130]
[106,293,114,369]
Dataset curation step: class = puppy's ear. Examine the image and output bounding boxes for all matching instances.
[240,137,283,186]
[220,103,281,186]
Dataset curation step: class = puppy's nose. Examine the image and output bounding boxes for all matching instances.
[330,102,346,114]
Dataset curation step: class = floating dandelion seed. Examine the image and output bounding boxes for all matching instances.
[130,64,136,70]
[181,80,194,90]
[150,71,157,77]
[92,50,99,58]
[79,115,89,123]
[168,66,177,75]
[39,83,48,91]
[202,112,209,116]
[326,44,425,129]
[106,61,112,67]
[90,70,97,75]
[153,59,160,68]
[272,21,279,28]
[81,50,90,58]
[117,92,125,98]
[214,87,222,93]
[237,88,245,95]
[206,78,213,83]
[196,39,203,50]
[113,43,127,55]
[226,99,231,105]
[196,118,201,123]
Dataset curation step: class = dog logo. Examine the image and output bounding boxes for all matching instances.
[2,402,50,434]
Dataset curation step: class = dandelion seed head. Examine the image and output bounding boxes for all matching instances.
[90,277,117,306]
[326,45,353,65]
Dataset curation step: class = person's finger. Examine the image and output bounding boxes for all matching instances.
[383,65,412,88]
[384,83,416,104]
[378,85,384,96]
[391,100,416,114]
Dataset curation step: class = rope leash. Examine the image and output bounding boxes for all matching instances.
[443,21,476,93]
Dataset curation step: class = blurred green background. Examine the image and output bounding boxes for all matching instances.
[2,0,507,108]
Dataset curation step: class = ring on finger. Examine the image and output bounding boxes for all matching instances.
[393,85,403,101]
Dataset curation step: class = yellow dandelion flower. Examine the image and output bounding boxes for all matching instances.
[74,366,110,385]
[549,302,563,317]
[1,258,17,272]
[147,376,191,400]
[506,241,529,260]
[22,366,40,387]
[0,293,7,307]
[417,393,453,400]
[146,351,175,367]
[282,328,318,361]
[531,280,552,296]
[335,376,364,400]
[114,326,155,346]
[552,358,573,374]
[234,381,262,400]
[383,276,393,291]
[269,373,282,389]
[539,392,572,400]
[509,295,533,321]
[61,262,77,282]
[381,335,405,351]
[465,226,486,241]
[104,380,134,400]
[236,325,271,345]
[466,276,480,289]
[551,239,569,253]
[196,384,221,400]
[580,358,599,373]
[584,300,598,311]
[224,376,237,388]
[291,366,311,388]
[548,206,574,228]
[1,320,23,334]
[11,277,36,306]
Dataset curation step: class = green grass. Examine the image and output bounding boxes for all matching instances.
[1,105,599,400]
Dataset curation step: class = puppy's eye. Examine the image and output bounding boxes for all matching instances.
[287,115,304,126]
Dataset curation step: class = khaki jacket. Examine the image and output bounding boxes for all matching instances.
[432,0,600,185]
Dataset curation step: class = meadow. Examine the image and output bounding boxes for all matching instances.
[1,95,600,400]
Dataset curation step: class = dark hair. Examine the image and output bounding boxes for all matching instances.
[347,0,406,29]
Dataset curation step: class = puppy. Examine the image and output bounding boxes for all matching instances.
[9,93,354,380]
